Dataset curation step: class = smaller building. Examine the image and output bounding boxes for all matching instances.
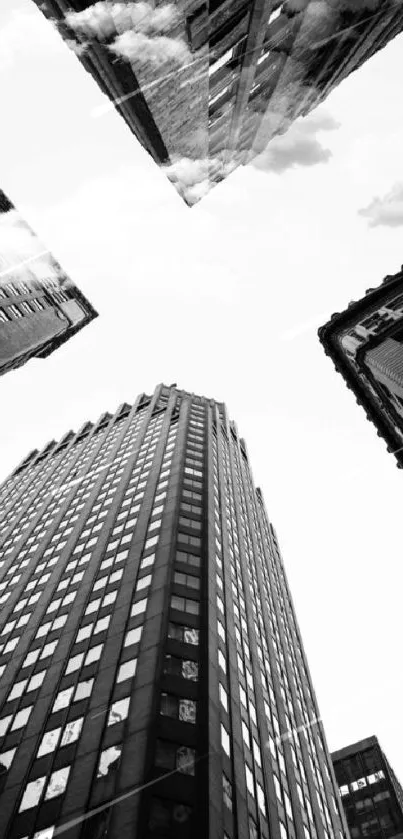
[0,190,97,377]
[318,266,403,468]
[332,736,403,839]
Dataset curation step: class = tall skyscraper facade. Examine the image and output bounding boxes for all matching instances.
[33,0,403,205]
[0,190,97,377]
[332,736,403,839]
[318,266,403,469]
[0,384,347,839]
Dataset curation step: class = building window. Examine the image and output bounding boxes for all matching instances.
[174,571,200,590]
[163,655,198,681]
[117,658,137,683]
[107,697,130,726]
[223,774,233,811]
[124,626,143,647]
[19,766,70,811]
[160,693,197,724]
[168,622,199,645]
[245,764,254,796]
[97,745,122,778]
[155,740,196,775]
[170,595,199,615]
[221,724,231,756]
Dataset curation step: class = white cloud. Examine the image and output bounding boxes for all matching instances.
[65,1,190,69]
[65,1,179,40]
[163,154,239,205]
[0,209,61,284]
[63,38,89,57]
[0,8,63,72]
[109,30,191,67]
[359,183,403,227]
[252,109,339,174]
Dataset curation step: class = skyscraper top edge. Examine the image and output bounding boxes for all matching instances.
[331,736,379,763]
[318,266,403,351]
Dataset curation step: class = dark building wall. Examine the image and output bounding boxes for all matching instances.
[332,738,403,839]
[318,268,403,468]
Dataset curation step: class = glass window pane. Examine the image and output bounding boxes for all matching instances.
[11,706,32,730]
[97,745,121,778]
[19,776,46,811]
[107,697,130,726]
[85,644,103,666]
[117,659,137,683]
[179,699,196,724]
[66,653,84,674]
[53,687,74,713]
[28,671,46,692]
[0,748,16,770]
[124,626,142,647]
[38,728,61,757]
[45,766,70,800]
[177,745,195,775]
[33,828,55,839]
[131,598,147,617]
[94,616,110,634]
[160,693,177,718]
[74,679,93,701]
[61,718,83,747]
[184,627,199,645]
[221,724,230,756]
[8,680,27,701]
[182,660,198,681]
[76,625,92,643]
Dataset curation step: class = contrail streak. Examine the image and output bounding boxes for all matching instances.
[0,249,51,279]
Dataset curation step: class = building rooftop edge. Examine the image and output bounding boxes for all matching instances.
[331,735,379,763]
[318,267,403,349]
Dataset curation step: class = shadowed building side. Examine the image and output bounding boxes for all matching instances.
[318,266,403,469]
[332,736,403,839]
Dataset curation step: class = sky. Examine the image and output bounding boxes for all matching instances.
[1,0,403,784]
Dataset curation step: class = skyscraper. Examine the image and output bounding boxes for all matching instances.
[0,189,97,377]
[0,384,347,839]
[33,0,403,205]
[332,736,403,839]
[318,266,403,469]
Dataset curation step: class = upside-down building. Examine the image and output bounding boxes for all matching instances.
[32,0,403,204]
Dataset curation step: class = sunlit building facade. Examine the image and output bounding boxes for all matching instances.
[0,384,348,839]
[0,190,97,377]
[332,736,403,839]
[33,0,403,204]
[318,266,403,468]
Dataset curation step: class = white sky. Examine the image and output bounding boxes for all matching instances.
[1,1,403,782]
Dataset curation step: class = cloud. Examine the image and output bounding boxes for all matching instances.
[65,1,190,69]
[63,38,89,57]
[359,183,403,228]
[252,109,340,174]
[0,209,61,284]
[0,8,63,72]
[109,30,191,67]
[163,154,239,205]
[65,1,179,40]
